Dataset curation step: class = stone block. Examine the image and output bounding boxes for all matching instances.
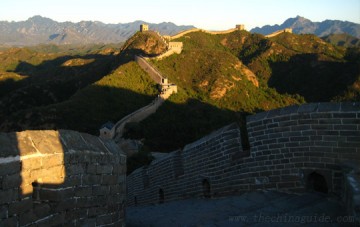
[62,175,81,187]
[75,218,96,227]
[59,130,89,151]
[65,208,87,223]
[0,189,17,204]
[102,175,119,185]
[67,164,85,175]
[77,196,106,208]
[52,198,76,212]
[92,185,109,196]
[341,102,360,112]
[28,131,64,154]
[39,187,74,202]
[9,198,32,215]
[101,139,123,155]
[298,103,318,113]
[0,205,7,219]
[96,165,113,174]
[311,113,333,119]
[0,132,19,157]
[91,154,114,164]
[87,164,97,174]
[21,157,42,171]
[303,162,325,168]
[277,182,295,189]
[82,174,101,186]
[88,206,108,217]
[75,186,92,197]
[0,161,21,176]
[2,173,21,190]
[342,119,360,124]
[16,132,38,156]
[96,213,113,225]
[0,216,18,226]
[35,212,65,227]
[280,105,300,115]
[33,203,51,219]
[317,102,341,112]
[19,210,39,226]
[266,108,283,118]
[247,111,268,123]
[334,125,357,130]
[41,154,64,169]
[112,165,126,174]
[110,185,121,195]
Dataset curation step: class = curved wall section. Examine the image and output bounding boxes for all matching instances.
[127,102,360,206]
[0,130,126,226]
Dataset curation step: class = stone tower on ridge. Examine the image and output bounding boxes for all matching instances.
[140,24,149,32]
[236,24,245,30]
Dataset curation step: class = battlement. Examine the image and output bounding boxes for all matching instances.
[0,130,126,226]
[127,102,360,207]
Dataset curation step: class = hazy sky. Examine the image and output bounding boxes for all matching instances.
[1,0,359,30]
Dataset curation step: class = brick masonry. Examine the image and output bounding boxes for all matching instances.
[0,130,126,226]
[127,102,360,206]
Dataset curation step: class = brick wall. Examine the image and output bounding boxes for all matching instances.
[0,130,126,226]
[127,102,360,206]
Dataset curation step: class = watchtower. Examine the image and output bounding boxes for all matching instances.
[140,24,149,32]
[236,24,245,31]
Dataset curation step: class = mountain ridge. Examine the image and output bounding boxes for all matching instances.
[0,15,195,46]
[251,16,360,38]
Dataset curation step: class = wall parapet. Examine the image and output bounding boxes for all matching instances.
[0,130,126,226]
[127,102,360,207]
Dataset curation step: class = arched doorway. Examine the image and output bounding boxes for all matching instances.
[202,179,211,198]
[307,172,328,193]
[159,188,165,204]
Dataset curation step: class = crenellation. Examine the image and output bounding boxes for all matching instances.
[128,102,360,210]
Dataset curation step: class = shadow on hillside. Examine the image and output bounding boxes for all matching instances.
[124,98,247,152]
[268,53,359,102]
[0,80,249,154]
[0,52,129,117]
[0,85,156,134]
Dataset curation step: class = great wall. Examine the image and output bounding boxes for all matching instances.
[0,130,126,226]
[100,24,293,141]
[127,102,360,223]
[0,24,358,226]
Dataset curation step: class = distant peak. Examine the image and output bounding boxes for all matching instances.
[28,15,54,22]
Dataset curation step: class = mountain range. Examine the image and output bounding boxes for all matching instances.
[0,15,359,46]
[0,15,194,46]
[251,16,360,38]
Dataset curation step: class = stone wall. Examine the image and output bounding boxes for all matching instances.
[0,130,126,226]
[127,102,360,206]
[135,55,164,84]
[265,28,293,38]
